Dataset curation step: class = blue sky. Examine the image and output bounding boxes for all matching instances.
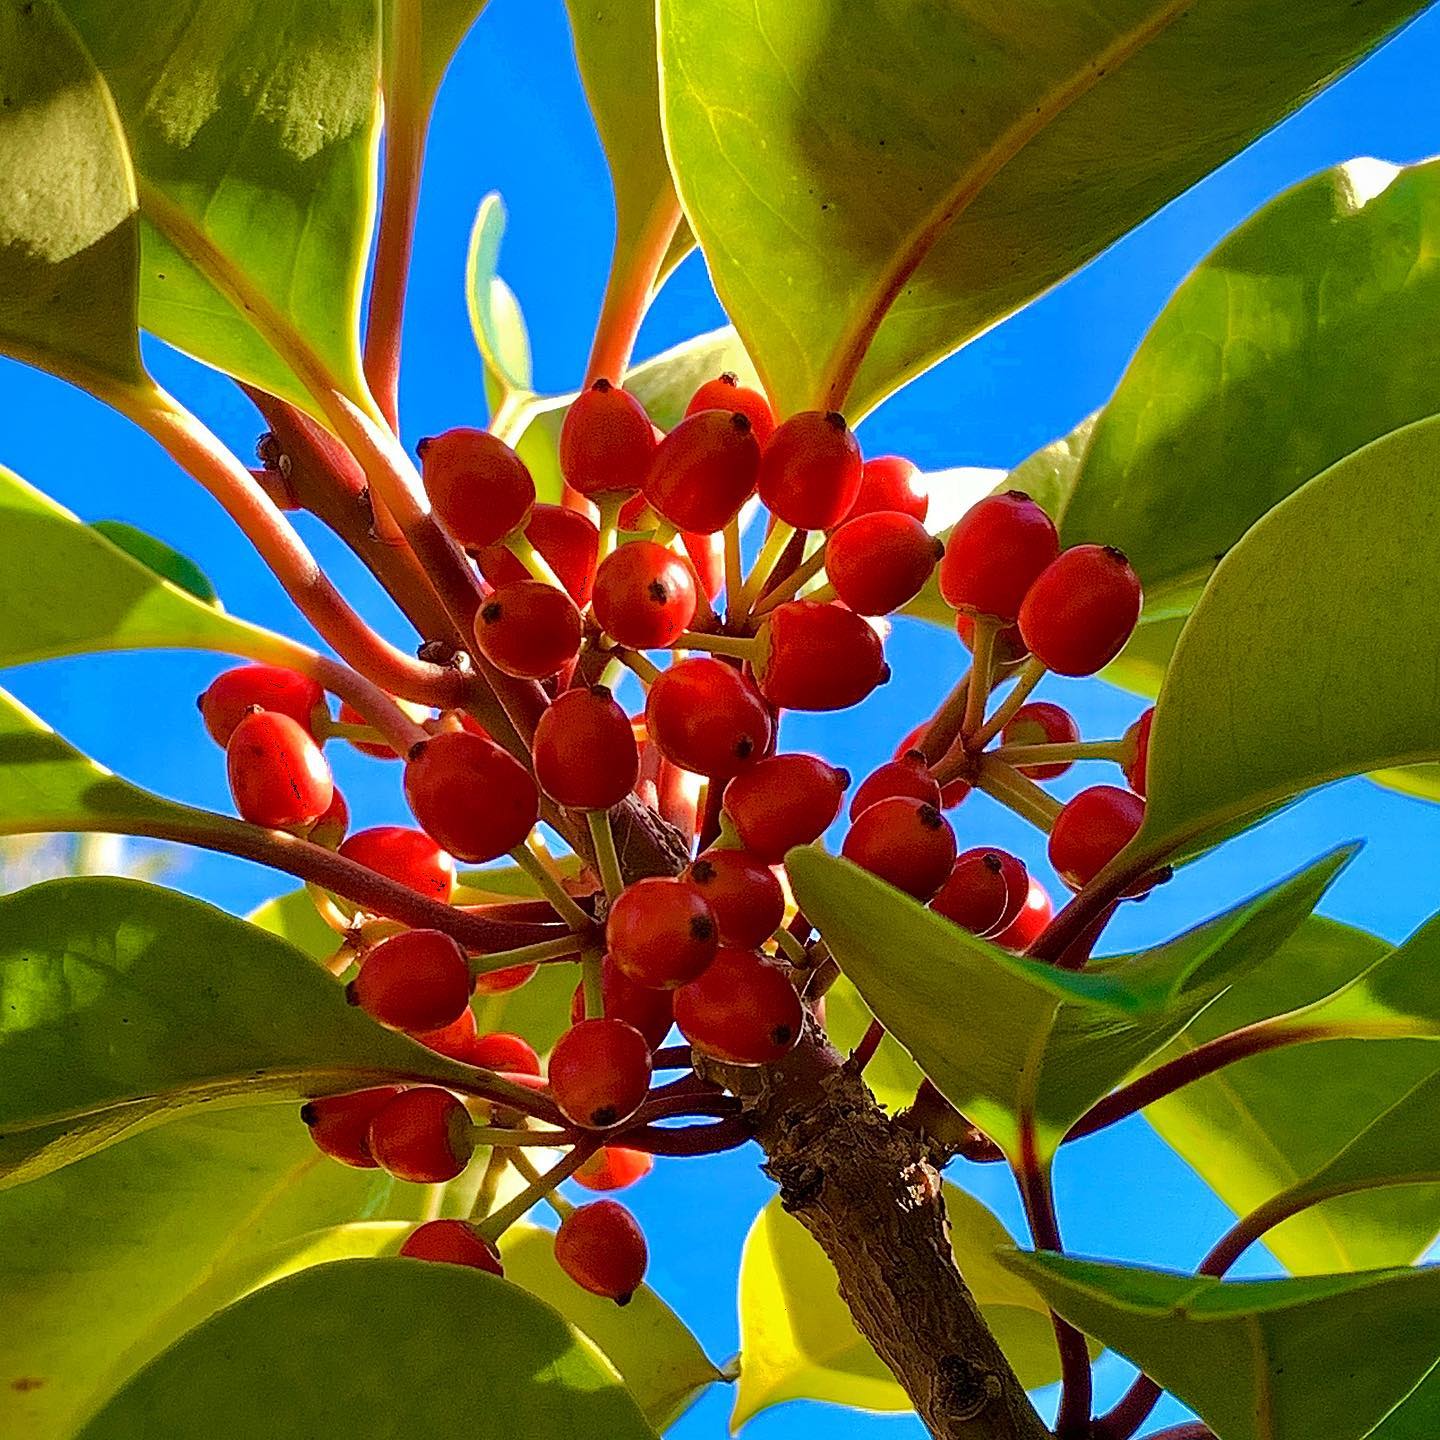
[3,4,1440,1435]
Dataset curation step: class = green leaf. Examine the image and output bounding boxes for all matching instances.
[1370,764,1440,805]
[73,1258,659,1440]
[786,844,1350,1161]
[0,1108,392,1440]
[59,0,381,413]
[387,0,488,107]
[822,976,922,1115]
[1369,1360,1440,1439]
[1130,414,1440,872]
[734,1186,1083,1427]
[0,0,145,393]
[1002,1252,1440,1440]
[86,521,219,607]
[657,0,1429,420]
[247,888,343,966]
[1145,917,1440,1276]
[0,875,490,1186]
[1062,158,1440,614]
[467,192,535,402]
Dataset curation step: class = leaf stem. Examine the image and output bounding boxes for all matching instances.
[772,927,809,968]
[511,839,595,934]
[975,757,1063,832]
[584,195,683,386]
[968,655,1047,750]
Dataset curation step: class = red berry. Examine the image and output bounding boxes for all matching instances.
[685,372,776,448]
[418,427,534,549]
[682,530,724,602]
[723,753,849,862]
[674,949,803,1065]
[300,1087,403,1168]
[400,1219,503,1273]
[338,699,402,758]
[338,826,456,904]
[938,491,1059,620]
[757,411,863,531]
[368,1087,474,1183]
[404,730,539,862]
[683,850,785,948]
[956,612,1028,665]
[849,751,941,821]
[1122,707,1154,797]
[475,963,539,996]
[549,1018,653,1129]
[893,727,971,809]
[1018,545,1143,677]
[645,657,772,778]
[930,848,1028,938]
[993,876,1054,952]
[570,955,674,1048]
[413,1004,478,1060]
[227,710,334,829]
[841,797,956,900]
[1048,785,1145,890]
[826,511,941,616]
[592,540,699,648]
[533,686,639,811]
[643,410,762,534]
[307,787,350,848]
[608,877,718,989]
[475,579,582,680]
[554,1200,648,1302]
[199,664,325,746]
[847,455,928,523]
[475,504,599,605]
[758,601,887,712]
[1001,701,1081,780]
[574,1145,653,1192]
[468,1031,541,1076]
[560,379,656,497]
[347,929,474,1033]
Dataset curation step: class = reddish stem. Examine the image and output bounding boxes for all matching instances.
[849,1019,886,1073]
[585,195,683,386]
[618,1117,754,1157]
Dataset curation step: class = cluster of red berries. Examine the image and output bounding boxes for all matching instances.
[204,368,1153,1301]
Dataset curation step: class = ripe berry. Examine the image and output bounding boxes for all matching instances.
[404,731,539,862]
[300,1086,403,1168]
[400,1219,503,1274]
[337,699,402,758]
[338,826,456,903]
[418,427,534,549]
[227,710,334,829]
[993,876,1054,952]
[608,877,718,989]
[758,601,887,712]
[574,1145,653,1192]
[571,955,674,1048]
[1018,545,1143,676]
[1122,707,1154,797]
[555,1200,648,1303]
[893,727,972,809]
[847,455,928,523]
[1048,785,1145,890]
[475,503,600,605]
[938,491,1058,620]
[645,657,772,778]
[532,686,639,811]
[956,612,1028,666]
[475,579,582,679]
[347,929,473,1033]
[849,751,941,821]
[307,787,350,848]
[475,962,537,995]
[825,511,941,616]
[682,530,724,602]
[685,372,776,447]
[683,850,785,948]
[674,949,803,1065]
[1002,701,1081,780]
[560,379,656,497]
[643,410,761,533]
[592,540,698,648]
[549,1018,652,1129]
[723,753,849,861]
[368,1087,474,1183]
[468,1031,541,1076]
[930,848,1028,938]
[757,411,863,531]
[413,1004,478,1060]
[199,664,325,746]
[841,796,957,900]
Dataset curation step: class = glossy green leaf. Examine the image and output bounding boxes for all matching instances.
[0,0,144,393]
[468,192,535,401]
[1129,415,1440,873]
[0,1108,392,1440]
[1063,158,1440,614]
[59,0,381,413]
[0,875,490,1186]
[87,521,219,607]
[734,1186,1079,1426]
[658,0,1428,420]
[1369,1360,1440,1439]
[822,976,922,1115]
[246,888,344,967]
[73,1259,658,1440]
[1145,917,1439,1276]
[786,844,1349,1161]
[1003,1252,1440,1440]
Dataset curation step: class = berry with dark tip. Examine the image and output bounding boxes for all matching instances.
[548,1018,652,1129]
[683,849,785,948]
[475,578,583,679]
[400,1219,503,1273]
[1018,545,1143,677]
[592,540,699,649]
[849,751,941,821]
[301,1087,403,1168]
[367,1087,475,1183]
[1048,785,1146,890]
[825,511,941,616]
[938,491,1058,620]
[930,848,1028,938]
[347,929,474,1034]
[645,657,772,778]
[404,730,539,863]
[418,427,534,550]
[674,949,804,1065]
[338,825,456,903]
[684,372,776,448]
[607,876,719,989]
[757,410,864,531]
[757,601,887,712]
[199,664,325,746]
[226,709,334,830]
[559,379,656,497]
[554,1200,648,1303]
[722,753,849,861]
[841,796,957,900]
[643,410,762,534]
[532,685,639,810]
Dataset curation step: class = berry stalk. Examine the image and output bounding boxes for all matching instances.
[968,654,1047,750]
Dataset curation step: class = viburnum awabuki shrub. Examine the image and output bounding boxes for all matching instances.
[3,3,1440,1439]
